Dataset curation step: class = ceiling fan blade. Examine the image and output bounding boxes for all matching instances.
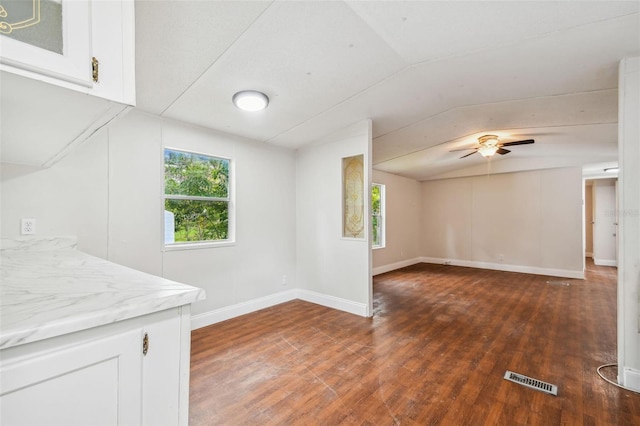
[501,139,534,147]
[497,148,511,155]
[460,150,477,159]
[449,147,478,152]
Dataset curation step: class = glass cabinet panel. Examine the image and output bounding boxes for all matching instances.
[1,0,63,54]
[0,0,91,86]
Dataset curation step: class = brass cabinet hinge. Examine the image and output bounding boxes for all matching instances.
[91,57,99,83]
[142,332,149,356]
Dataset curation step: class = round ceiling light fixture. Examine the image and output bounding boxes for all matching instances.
[232,90,269,112]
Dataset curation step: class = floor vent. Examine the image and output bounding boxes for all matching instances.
[504,371,558,396]
[546,280,570,286]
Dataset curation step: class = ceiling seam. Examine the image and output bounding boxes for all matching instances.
[158,0,277,116]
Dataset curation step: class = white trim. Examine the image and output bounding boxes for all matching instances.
[163,240,235,252]
[593,258,617,267]
[190,289,369,330]
[623,367,640,392]
[372,257,422,276]
[296,289,369,317]
[585,252,593,258]
[420,257,585,279]
[191,290,297,330]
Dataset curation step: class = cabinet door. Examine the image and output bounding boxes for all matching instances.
[0,0,93,86]
[141,307,183,426]
[0,329,143,426]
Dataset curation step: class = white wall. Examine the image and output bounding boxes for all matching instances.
[107,111,164,275]
[618,56,640,390]
[295,120,372,316]
[592,178,617,266]
[1,133,109,259]
[371,169,421,275]
[111,112,298,322]
[1,110,298,325]
[419,168,584,278]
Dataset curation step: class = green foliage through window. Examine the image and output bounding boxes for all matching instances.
[164,149,231,244]
[372,183,384,248]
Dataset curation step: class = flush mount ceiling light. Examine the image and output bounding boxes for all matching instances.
[232,90,269,112]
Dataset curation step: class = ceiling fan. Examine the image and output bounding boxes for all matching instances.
[451,135,535,159]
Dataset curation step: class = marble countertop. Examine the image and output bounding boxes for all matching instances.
[0,237,206,350]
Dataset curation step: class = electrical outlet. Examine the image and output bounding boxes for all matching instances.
[282,275,288,286]
[21,218,36,235]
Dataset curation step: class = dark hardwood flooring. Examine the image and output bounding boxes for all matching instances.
[190,260,640,425]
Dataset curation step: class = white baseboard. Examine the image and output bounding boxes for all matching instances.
[191,289,297,330]
[191,288,369,330]
[372,257,422,276]
[623,367,640,392]
[296,289,369,317]
[420,257,585,279]
[585,252,593,258]
[593,258,617,267]
[191,255,585,330]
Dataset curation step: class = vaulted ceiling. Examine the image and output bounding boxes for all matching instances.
[135,0,639,180]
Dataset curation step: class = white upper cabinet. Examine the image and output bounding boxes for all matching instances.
[0,0,135,104]
[0,0,135,167]
[0,0,92,88]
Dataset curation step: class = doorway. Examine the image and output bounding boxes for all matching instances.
[585,178,618,267]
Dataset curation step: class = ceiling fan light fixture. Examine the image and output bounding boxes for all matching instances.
[452,134,534,160]
[478,144,499,157]
[478,134,499,146]
[232,90,269,111]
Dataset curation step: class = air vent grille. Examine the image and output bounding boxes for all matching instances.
[546,280,570,286]
[504,370,558,396]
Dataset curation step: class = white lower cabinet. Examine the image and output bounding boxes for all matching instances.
[0,307,191,426]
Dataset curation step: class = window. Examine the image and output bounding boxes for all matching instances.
[372,183,385,248]
[164,148,231,245]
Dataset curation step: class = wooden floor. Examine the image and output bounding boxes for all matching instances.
[190,261,640,425]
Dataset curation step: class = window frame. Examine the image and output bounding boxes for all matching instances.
[162,147,235,251]
[372,182,385,249]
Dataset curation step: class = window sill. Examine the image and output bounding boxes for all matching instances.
[163,240,235,251]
